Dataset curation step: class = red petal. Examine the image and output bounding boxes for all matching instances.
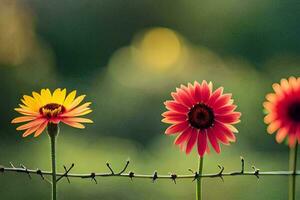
[215,112,241,124]
[201,80,211,102]
[186,128,198,154]
[165,121,189,134]
[194,81,202,102]
[162,111,186,118]
[207,87,223,106]
[164,101,189,113]
[162,115,187,123]
[197,130,207,157]
[215,105,237,115]
[174,127,192,145]
[212,126,230,145]
[213,94,232,109]
[207,128,220,153]
[215,122,236,142]
[176,88,194,108]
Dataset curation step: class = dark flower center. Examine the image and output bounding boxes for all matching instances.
[288,101,300,122]
[39,103,65,118]
[188,103,215,129]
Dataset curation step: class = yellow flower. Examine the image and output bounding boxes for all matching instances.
[12,88,93,137]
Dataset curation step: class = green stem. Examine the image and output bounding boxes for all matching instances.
[289,143,298,200]
[47,124,59,200]
[196,156,204,200]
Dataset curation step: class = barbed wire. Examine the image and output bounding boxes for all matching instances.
[0,157,299,184]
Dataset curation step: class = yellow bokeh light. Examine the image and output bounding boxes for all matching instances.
[137,27,182,70]
[0,0,38,65]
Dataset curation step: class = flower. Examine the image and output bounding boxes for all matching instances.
[12,88,93,137]
[263,77,300,148]
[162,81,241,157]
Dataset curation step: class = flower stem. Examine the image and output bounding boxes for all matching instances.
[47,124,59,200]
[196,156,204,200]
[289,143,298,200]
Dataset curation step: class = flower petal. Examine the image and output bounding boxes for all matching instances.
[176,87,194,107]
[267,120,281,134]
[164,101,189,113]
[22,124,40,137]
[14,108,39,116]
[162,115,187,124]
[174,127,192,145]
[34,121,48,137]
[200,80,211,102]
[276,127,289,143]
[215,112,241,124]
[197,130,207,157]
[211,126,230,145]
[186,128,198,154]
[213,94,232,109]
[63,90,77,108]
[52,88,66,104]
[61,120,85,129]
[16,118,46,130]
[40,89,52,105]
[63,117,93,123]
[207,87,223,106]
[207,128,220,153]
[11,116,36,123]
[67,95,86,110]
[165,121,189,134]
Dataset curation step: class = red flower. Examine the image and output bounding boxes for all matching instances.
[162,81,241,157]
[263,77,300,148]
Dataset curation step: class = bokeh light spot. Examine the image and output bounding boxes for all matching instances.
[138,27,182,70]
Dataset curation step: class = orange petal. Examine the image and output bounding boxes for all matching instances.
[11,116,36,123]
[17,118,46,130]
[22,124,40,137]
[265,93,276,102]
[61,108,92,117]
[275,127,289,143]
[62,120,85,129]
[272,83,283,96]
[264,114,277,124]
[63,117,93,123]
[34,121,48,137]
[267,120,281,134]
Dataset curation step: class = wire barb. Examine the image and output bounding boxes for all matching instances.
[170,173,177,184]
[188,168,199,182]
[106,162,115,175]
[56,163,75,183]
[217,165,225,182]
[240,156,245,174]
[90,172,97,184]
[152,171,158,183]
[128,171,134,181]
[20,164,31,179]
[9,162,15,168]
[252,165,260,179]
[118,160,130,175]
[36,169,44,180]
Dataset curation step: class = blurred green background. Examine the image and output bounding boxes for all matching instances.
[0,0,300,199]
